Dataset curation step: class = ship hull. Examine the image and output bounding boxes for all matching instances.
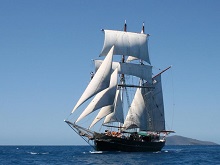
[94,137,165,152]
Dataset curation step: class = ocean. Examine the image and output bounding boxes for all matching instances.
[0,145,219,165]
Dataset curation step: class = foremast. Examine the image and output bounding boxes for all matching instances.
[119,20,127,131]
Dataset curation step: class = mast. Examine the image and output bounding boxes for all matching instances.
[140,22,144,65]
[119,20,127,83]
[121,20,126,71]
[120,20,127,88]
[142,22,145,33]
[119,20,127,131]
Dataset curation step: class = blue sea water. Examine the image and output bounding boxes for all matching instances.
[0,145,219,165]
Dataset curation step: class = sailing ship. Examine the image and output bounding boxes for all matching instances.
[65,22,174,152]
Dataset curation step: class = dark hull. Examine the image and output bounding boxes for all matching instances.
[94,137,165,152]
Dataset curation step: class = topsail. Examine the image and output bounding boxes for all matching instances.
[100,30,151,64]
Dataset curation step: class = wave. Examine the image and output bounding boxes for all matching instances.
[27,151,49,155]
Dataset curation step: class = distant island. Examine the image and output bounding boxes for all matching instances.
[166,135,218,145]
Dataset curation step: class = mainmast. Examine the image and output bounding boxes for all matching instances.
[119,20,127,131]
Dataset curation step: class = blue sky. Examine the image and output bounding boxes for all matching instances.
[1,0,220,145]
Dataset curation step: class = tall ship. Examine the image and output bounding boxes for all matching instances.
[65,22,174,152]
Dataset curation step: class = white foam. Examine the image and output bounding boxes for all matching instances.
[89,151,103,154]
[30,152,38,155]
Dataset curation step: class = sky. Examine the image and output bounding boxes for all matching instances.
[0,0,220,145]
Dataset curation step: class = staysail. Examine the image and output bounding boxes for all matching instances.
[104,89,124,124]
[122,80,148,130]
[71,46,114,113]
[89,88,124,128]
[89,105,113,129]
[75,68,118,123]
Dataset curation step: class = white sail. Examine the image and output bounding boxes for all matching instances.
[71,46,114,113]
[123,81,147,130]
[75,68,118,123]
[94,60,152,83]
[126,56,139,62]
[89,105,113,129]
[104,89,124,124]
[151,75,165,131]
[143,75,165,131]
[126,25,145,63]
[100,30,151,64]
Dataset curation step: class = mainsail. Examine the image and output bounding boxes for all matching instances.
[143,74,165,131]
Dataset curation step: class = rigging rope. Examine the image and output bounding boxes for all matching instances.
[170,67,175,130]
[66,123,95,150]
